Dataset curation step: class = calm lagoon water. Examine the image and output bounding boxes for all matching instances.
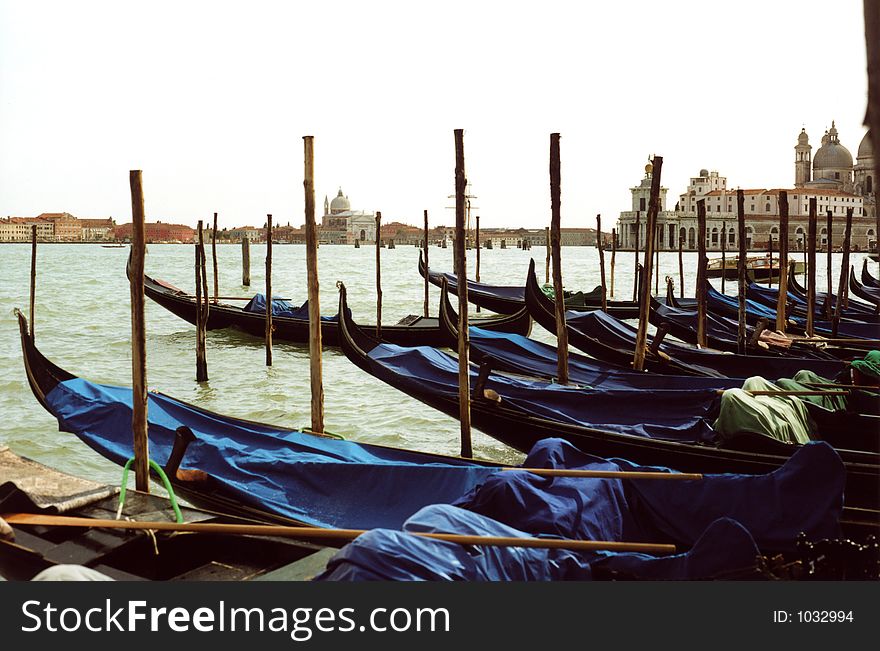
[0,242,871,486]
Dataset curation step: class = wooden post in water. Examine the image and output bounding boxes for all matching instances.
[806,198,817,337]
[596,215,607,312]
[545,226,551,285]
[610,227,617,298]
[212,212,219,303]
[29,225,36,340]
[633,157,662,371]
[654,222,660,296]
[265,214,273,366]
[128,170,150,492]
[549,133,569,385]
[720,220,727,293]
[696,200,708,348]
[475,214,481,313]
[241,236,251,286]
[375,211,382,339]
[632,210,641,301]
[453,129,472,458]
[825,210,834,318]
[776,191,790,333]
[303,136,324,434]
[767,233,774,288]
[195,222,209,382]
[423,210,429,318]
[832,207,854,337]
[736,190,747,355]
[677,231,684,299]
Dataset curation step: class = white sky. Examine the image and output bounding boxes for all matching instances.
[0,0,870,230]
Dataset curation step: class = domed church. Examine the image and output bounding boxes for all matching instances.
[321,188,377,243]
[795,122,874,204]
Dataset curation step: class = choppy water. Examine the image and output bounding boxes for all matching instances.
[0,242,872,486]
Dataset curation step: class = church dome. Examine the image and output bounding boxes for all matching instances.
[857,131,874,159]
[813,122,852,170]
[329,188,351,213]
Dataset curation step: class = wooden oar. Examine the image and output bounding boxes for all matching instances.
[804,383,879,391]
[1,513,676,555]
[504,468,702,480]
[791,338,880,344]
[716,389,849,397]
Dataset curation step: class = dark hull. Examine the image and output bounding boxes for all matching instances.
[336,284,880,517]
[140,268,531,348]
[419,251,641,318]
[862,258,880,289]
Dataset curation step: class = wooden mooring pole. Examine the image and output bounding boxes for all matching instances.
[720,220,727,293]
[806,198,817,338]
[825,210,833,318]
[241,236,251,286]
[265,214,273,366]
[212,212,219,303]
[545,226,551,285]
[776,191,790,333]
[677,231,684,299]
[832,208,854,337]
[128,170,150,492]
[423,209,429,318]
[303,136,324,433]
[195,221,209,382]
[550,133,569,385]
[633,158,662,371]
[610,227,616,298]
[633,210,641,302]
[654,222,660,296]
[767,233,774,288]
[475,214,481,313]
[453,129,472,458]
[736,190,747,355]
[696,199,708,349]
[597,215,607,312]
[29,225,36,340]
[375,211,382,339]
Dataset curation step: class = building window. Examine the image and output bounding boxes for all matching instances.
[868,177,873,194]
[765,203,770,212]
[640,198,646,211]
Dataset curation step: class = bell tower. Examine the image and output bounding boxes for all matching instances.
[794,128,811,187]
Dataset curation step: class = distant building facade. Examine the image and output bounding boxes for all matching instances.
[321,188,376,244]
[113,222,195,243]
[617,126,877,251]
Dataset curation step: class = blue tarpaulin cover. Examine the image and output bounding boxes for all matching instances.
[42,378,496,529]
[315,438,844,581]
[243,294,338,322]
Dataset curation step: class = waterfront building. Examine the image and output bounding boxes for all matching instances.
[113,221,195,243]
[617,126,877,251]
[322,188,376,244]
[79,217,115,241]
[38,212,81,241]
[0,216,54,242]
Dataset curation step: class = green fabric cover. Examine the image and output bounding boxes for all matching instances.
[713,376,816,445]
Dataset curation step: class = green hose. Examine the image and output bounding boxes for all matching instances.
[118,457,184,523]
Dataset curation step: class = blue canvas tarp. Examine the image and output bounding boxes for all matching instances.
[243,294,338,322]
[315,438,844,581]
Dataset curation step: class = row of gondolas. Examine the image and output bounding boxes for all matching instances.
[2,254,879,581]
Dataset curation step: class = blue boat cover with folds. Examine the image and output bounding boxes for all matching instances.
[368,342,720,443]
[467,327,743,390]
[432,270,526,302]
[315,438,844,580]
[243,294,338,322]
[42,378,496,529]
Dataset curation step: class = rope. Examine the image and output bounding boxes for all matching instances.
[117,457,184,523]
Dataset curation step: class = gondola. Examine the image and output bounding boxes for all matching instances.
[337,281,880,518]
[419,250,641,317]
[15,309,500,530]
[135,257,531,348]
[0,447,332,581]
[745,281,880,325]
[705,255,805,282]
[788,266,879,318]
[524,259,850,380]
[849,267,880,308]
[861,258,880,289]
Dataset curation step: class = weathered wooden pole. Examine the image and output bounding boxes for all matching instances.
[265,214,273,366]
[241,236,251,286]
[195,221,209,382]
[128,170,150,492]
[736,190,747,355]
[549,133,569,384]
[610,227,617,298]
[632,210,641,301]
[825,209,834,318]
[475,214,481,313]
[303,136,324,434]
[29,225,37,339]
[211,212,219,303]
[423,209,429,318]
[776,191,790,333]
[832,207,854,337]
[677,230,684,299]
[545,226,551,285]
[453,129,472,458]
[654,222,660,296]
[633,157,662,371]
[375,211,382,339]
[720,220,727,293]
[596,215,607,312]
[767,233,774,288]
[867,0,880,256]
[806,198,817,337]
[696,200,708,349]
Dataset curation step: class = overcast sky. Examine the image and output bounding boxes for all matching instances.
[0,0,870,230]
